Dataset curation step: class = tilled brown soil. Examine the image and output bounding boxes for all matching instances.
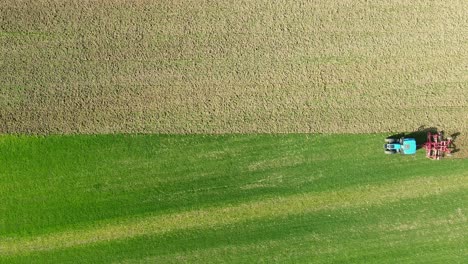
[1,0,467,155]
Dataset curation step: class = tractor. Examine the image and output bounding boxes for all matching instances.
[384,131,454,159]
[384,137,417,155]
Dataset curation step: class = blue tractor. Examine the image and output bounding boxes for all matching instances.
[384,137,417,155]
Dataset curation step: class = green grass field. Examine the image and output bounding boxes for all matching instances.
[1,134,467,263]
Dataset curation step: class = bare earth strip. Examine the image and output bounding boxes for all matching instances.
[1,173,467,256]
[0,0,467,152]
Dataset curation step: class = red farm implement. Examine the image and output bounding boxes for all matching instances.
[423,132,453,160]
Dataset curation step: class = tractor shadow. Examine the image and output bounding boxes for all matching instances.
[387,126,461,153]
[449,132,461,154]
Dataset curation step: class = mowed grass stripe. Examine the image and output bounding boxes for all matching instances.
[121,225,467,264]
[2,172,467,256]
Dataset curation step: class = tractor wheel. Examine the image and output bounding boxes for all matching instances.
[385,150,396,154]
[385,138,396,143]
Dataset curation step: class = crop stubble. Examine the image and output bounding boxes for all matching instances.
[1,0,467,151]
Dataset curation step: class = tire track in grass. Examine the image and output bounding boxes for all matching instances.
[1,173,467,256]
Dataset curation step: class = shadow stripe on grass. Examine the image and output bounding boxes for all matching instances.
[1,173,467,256]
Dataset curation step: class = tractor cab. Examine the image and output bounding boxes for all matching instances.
[384,138,416,155]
